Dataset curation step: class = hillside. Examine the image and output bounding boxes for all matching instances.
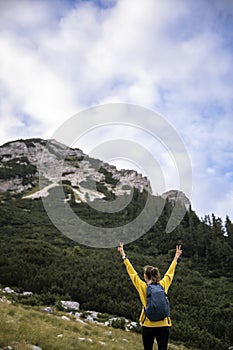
[0,138,233,350]
[0,296,199,350]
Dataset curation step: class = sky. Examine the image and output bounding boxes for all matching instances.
[0,0,233,222]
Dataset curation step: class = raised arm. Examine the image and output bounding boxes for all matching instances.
[118,242,127,260]
[161,245,182,292]
[117,242,146,293]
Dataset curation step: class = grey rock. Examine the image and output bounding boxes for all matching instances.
[22,291,33,296]
[60,300,80,311]
[4,287,15,294]
[162,189,191,210]
[42,306,53,314]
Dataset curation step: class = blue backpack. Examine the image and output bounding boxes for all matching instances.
[144,283,170,322]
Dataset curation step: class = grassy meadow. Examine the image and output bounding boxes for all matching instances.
[0,298,198,350]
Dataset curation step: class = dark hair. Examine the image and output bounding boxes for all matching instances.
[144,265,161,284]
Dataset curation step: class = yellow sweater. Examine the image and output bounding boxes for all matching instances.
[124,258,177,327]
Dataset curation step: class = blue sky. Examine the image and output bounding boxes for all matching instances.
[0,0,233,222]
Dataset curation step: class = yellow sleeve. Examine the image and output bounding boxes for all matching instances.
[160,260,177,293]
[123,258,147,304]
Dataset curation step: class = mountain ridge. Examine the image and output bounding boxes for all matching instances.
[0,138,190,210]
[0,138,151,200]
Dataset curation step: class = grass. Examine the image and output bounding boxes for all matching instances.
[0,298,198,350]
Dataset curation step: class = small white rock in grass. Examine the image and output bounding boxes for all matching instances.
[98,341,106,345]
[61,315,70,321]
[78,338,93,343]
[43,307,53,314]
[76,318,88,325]
[104,331,112,336]
[57,334,63,338]
[0,296,11,304]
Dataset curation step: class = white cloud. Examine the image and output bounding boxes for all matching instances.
[0,0,233,220]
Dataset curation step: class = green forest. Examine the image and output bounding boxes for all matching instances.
[0,188,233,350]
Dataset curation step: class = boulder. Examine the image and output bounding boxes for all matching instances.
[42,306,53,314]
[60,300,80,311]
[4,287,15,294]
[22,291,33,296]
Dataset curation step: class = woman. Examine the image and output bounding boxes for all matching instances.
[117,243,182,350]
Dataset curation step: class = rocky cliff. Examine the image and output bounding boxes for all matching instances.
[0,138,152,202]
[162,189,191,210]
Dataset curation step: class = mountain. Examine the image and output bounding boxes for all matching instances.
[0,138,152,200]
[0,138,191,211]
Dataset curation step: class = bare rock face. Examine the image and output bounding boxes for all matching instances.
[162,189,191,210]
[0,138,152,201]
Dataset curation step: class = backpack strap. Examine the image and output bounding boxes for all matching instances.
[142,283,149,324]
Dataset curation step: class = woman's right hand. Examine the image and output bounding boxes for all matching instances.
[174,244,182,261]
[118,242,125,257]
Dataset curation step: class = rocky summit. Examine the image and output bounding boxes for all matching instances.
[0,138,152,202]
